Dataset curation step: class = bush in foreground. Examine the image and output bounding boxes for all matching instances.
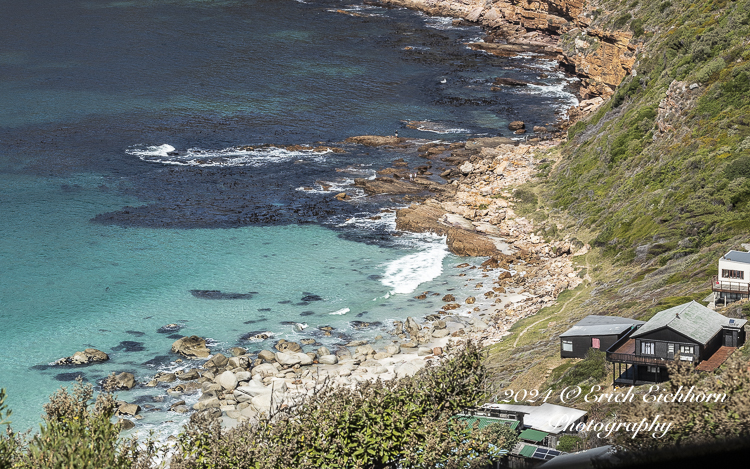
[0,342,514,469]
[170,341,511,469]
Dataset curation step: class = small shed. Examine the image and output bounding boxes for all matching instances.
[560,316,645,359]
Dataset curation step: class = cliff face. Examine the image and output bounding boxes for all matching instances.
[380,0,634,101]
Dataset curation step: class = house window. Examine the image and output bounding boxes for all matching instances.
[562,340,573,352]
[722,269,745,280]
[647,366,659,373]
[680,345,694,355]
[592,338,600,349]
[668,344,675,354]
[641,342,655,355]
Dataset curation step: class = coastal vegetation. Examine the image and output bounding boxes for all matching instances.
[0,343,519,469]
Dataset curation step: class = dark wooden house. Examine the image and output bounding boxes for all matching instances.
[607,301,747,385]
[559,316,644,359]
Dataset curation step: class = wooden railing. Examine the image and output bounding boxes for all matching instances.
[606,352,669,366]
[712,276,750,294]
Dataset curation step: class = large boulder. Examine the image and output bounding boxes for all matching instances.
[395,361,424,379]
[116,402,140,416]
[171,336,210,358]
[508,120,525,131]
[258,350,276,362]
[112,372,136,390]
[445,228,499,257]
[318,355,338,365]
[176,369,200,381]
[251,363,278,378]
[55,348,109,366]
[275,351,302,366]
[405,317,421,338]
[274,340,302,353]
[234,381,271,401]
[355,344,375,356]
[216,370,238,392]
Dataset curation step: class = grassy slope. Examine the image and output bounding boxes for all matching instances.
[485,0,750,395]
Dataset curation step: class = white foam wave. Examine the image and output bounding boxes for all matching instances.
[336,210,397,231]
[127,145,331,167]
[524,83,579,108]
[409,121,471,134]
[421,14,466,30]
[329,307,350,315]
[381,240,449,294]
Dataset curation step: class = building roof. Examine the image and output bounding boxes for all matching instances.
[520,445,538,458]
[519,429,549,442]
[560,315,644,338]
[723,250,750,264]
[632,301,747,344]
[481,403,587,434]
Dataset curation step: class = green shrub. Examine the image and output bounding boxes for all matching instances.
[170,342,508,469]
[554,350,607,389]
[614,13,633,29]
[0,381,159,469]
[0,389,17,469]
[631,19,645,37]
[557,434,583,452]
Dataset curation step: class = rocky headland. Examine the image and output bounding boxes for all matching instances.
[376,0,636,119]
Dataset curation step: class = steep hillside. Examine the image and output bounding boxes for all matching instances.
[551,0,750,263]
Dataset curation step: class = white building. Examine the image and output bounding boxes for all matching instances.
[713,250,750,304]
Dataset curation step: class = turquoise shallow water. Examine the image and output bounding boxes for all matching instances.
[0,171,483,431]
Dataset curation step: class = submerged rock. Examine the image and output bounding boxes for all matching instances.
[190,290,255,300]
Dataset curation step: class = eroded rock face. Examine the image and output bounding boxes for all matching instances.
[171,336,210,359]
[560,28,636,99]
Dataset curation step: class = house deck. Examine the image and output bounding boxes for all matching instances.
[696,346,737,371]
[607,338,669,366]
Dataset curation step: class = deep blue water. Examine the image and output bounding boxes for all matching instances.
[0,0,577,432]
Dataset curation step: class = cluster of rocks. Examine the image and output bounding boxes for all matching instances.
[388,138,587,345]
[100,325,482,428]
[54,348,109,366]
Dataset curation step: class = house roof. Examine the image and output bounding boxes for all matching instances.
[723,250,750,264]
[632,301,747,344]
[481,403,587,434]
[560,315,644,338]
[520,445,538,458]
[519,429,549,442]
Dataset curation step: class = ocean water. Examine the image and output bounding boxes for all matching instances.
[0,0,577,432]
